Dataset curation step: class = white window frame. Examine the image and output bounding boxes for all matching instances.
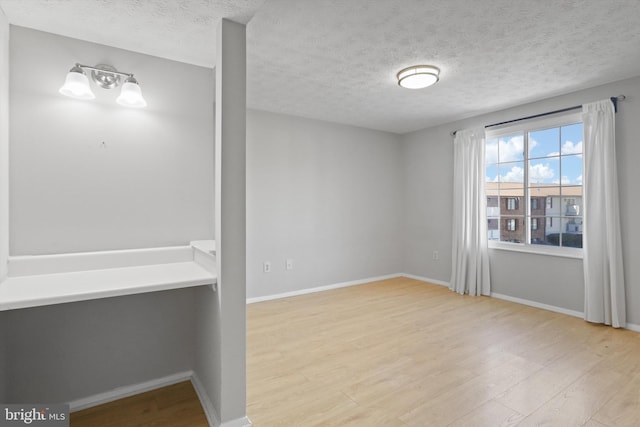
[486,111,584,259]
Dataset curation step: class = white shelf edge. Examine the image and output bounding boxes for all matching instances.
[0,261,216,312]
[8,245,195,277]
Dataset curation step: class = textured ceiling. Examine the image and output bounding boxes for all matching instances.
[0,0,265,67]
[1,0,640,134]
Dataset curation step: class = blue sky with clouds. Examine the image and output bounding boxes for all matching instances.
[486,123,583,187]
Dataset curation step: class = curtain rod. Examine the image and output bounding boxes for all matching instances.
[452,95,625,136]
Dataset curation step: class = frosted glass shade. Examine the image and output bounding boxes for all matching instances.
[397,65,440,89]
[59,70,95,100]
[116,80,147,108]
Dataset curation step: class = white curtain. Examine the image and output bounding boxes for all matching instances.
[450,128,491,296]
[582,99,626,328]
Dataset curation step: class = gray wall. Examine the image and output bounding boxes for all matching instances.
[9,26,214,255]
[194,285,220,418]
[197,19,248,425]
[4,288,197,403]
[0,5,8,282]
[246,109,403,299]
[0,313,5,402]
[0,7,9,403]
[3,26,214,405]
[401,125,453,283]
[401,75,640,324]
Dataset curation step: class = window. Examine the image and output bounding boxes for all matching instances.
[531,198,539,210]
[485,112,583,254]
[531,217,539,230]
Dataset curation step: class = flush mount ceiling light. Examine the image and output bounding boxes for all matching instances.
[397,65,440,89]
[59,63,147,108]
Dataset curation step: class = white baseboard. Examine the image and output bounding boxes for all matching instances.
[221,416,253,427]
[400,273,450,287]
[68,370,194,412]
[190,373,221,427]
[246,272,639,335]
[491,292,640,333]
[246,273,403,304]
[490,292,584,318]
[68,370,242,427]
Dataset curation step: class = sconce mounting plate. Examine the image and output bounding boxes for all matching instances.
[91,64,121,89]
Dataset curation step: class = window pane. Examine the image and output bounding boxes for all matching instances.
[530,216,546,243]
[499,182,525,192]
[501,216,524,243]
[506,197,518,210]
[485,164,499,183]
[543,216,562,246]
[498,162,524,183]
[532,234,560,246]
[529,127,560,159]
[530,216,561,246]
[562,195,582,216]
[561,123,582,155]
[529,157,559,185]
[528,185,561,198]
[486,138,499,165]
[528,186,561,216]
[486,183,500,198]
[500,192,524,215]
[561,185,582,198]
[562,217,583,248]
[486,191,500,218]
[498,134,524,163]
[487,218,499,241]
[561,154,582,185]
[530,196,545,215]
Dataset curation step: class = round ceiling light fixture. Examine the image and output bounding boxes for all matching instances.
[397,65,440,89]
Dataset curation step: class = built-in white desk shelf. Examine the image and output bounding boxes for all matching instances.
[0,242,217,311]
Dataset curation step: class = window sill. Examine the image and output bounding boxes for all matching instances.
[488,241,583,259]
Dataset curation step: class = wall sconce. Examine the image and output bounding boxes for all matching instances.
[59,63,147,108]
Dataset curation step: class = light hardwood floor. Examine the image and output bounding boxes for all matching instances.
[70,381,208,427]
[246,277,640,426]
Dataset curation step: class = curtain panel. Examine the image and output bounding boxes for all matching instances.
[450,128,491,296]
[582,99,626,328]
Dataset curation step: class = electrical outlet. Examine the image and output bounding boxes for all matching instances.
[286,259,294,270]
[263,261,271,273]
[433,250,439,260]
